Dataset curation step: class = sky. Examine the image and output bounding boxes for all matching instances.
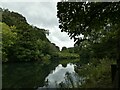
[0,1,75,50]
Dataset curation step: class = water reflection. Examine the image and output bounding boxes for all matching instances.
[38,63,83,89]
[3,62,84,89]
[45,63,75,87]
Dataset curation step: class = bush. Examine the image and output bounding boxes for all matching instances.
[77,58,116,88]
[57,52,79,59]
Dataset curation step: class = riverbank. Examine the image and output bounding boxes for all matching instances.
[75,58,116,88]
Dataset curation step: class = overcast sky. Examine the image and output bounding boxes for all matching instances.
[0,1,75,50]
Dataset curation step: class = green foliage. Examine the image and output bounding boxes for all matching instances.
[61,46,79,54]
[57,2,120,61]
[61,47,67,52]
[57,2,120,87]
[1,22,17,62]
[59,59,79,65]
[1,8,59,62]
[42,54,51,65]
[76,58,116,88]
[57,2,120,43]
[57,52,79,59]
[1,8,28,29]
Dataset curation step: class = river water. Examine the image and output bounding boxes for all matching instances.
[2,62,83,88]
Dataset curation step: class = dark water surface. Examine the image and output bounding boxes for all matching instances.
[2,62,83,88]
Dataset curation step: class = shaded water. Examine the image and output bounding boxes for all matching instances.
[2,62,83,88]
[2,62,58,88]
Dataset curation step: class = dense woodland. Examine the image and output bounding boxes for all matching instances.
[57,2,119,88]
[1,1,120,88]
[57,2,119,62]
[0,8,79,63]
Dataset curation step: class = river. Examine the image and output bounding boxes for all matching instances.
[2,61,84,88]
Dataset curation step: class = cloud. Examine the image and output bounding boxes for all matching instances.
[22,2,58,27]
[0,0,61,2]
[0,2,58,27]
[46,26,75,50]
[0,2,75,49]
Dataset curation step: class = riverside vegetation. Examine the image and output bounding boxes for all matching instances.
[1,1,119,88]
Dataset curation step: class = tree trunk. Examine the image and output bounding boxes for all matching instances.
[117,43,120,88]
[116,28,120,88]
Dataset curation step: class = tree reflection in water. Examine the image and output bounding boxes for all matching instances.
[38,63,85,89]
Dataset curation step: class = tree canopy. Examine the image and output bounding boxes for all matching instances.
[57,2,120,44]
[57,2,120,87]
[1,8,60,62]
[57,2,120,59]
